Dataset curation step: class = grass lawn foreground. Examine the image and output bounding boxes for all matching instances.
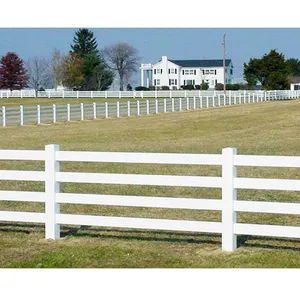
[1,98,300,268]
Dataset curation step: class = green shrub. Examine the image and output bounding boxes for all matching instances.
[161,86,170,90]
[135,86,150,91]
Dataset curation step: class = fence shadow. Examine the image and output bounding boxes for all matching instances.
[2,222,300,252]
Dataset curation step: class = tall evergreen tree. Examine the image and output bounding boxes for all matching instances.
[0,52,29,90]
[70,28,114,90]
[71,28,98,59]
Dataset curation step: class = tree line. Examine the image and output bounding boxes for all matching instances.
[0,29,140,92]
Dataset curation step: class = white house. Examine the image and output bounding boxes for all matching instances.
[140,56,234,89]
[290,76,300,91]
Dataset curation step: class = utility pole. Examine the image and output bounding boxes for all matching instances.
[223,34,226,96]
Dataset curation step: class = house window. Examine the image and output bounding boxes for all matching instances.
[169,79,176,85]
[156,69,163,74]
[205,70,210,75]
[209,69,215,75]
[156,79,160,86]
[169,68,177,74]
[185,79,195,85]
[183,69,196,75]
[230,69,233,75]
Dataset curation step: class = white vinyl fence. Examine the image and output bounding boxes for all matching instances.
[0,89,300,99]
[1,145,300,251]
[0,91,294,127]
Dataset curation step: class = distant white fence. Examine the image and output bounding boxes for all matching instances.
[0,91,294,127]
[0,89,300,99]
[1,145,300,251]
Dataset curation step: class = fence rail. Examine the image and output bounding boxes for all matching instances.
[0,90,296,127]
[1,145,300,252]
[0,89,299,99]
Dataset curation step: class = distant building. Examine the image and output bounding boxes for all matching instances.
[290,76,300,90]
[140,56,234,90]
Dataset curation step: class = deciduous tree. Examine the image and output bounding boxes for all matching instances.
[103,42,140,91]
[27,57,51,93]
[61,52,83,90]
[0,52,28,90]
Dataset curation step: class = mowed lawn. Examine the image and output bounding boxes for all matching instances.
[1,99,300,268]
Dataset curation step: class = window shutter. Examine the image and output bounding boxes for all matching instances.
[154,69,156,75]
[194,70,196,75]
[169,79,171,85]
[184,80,186,85]
[168,69,170,74]
[182,70,184,75]
[215,70,217,75]
[175,69,177,74]
[154,79,156,85]
[193,80,195,85]
[161,69,163,74]
[175,79,177,85]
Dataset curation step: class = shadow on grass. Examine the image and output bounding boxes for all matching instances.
[1,222,300,252]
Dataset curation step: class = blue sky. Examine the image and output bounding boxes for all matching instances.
[1,28,300,85]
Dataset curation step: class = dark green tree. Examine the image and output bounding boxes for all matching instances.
[70,28,114,90]
[286,58,300,76]
[243,49,289,90]
[81,51,114,90]
[71,28,98,59]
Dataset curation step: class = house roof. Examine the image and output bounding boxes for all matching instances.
[168,59,232,68]
[289,76,300,84]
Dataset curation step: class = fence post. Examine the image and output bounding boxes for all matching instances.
[146,100,149,115]
[67,104,71,121]
[127,101,130,117]
[77,91,79,99]
[141,91,144,99]
[187,97,189,110]
[170,90,172,99]
[184,90,187,98]
[193,96,196,109]
[137,100,140,116]
[105,102,108,118]
[200,96,202,109]
[155,90,157,98]
[81,103,84,121]
[164,98,167,113]
[53,104,56,123]
[172,98,174,112]
[20,105,24,126]
[93,102,97,119]
[117,101,120,117]
[218,95,221,106]
[45,144,60,240]
[20,90,23,99]
[105,91,108,99]
[2,106,6,127]
[179,98,182,111]
[155,99,158,114]
[37,105,41,124]
[91,91,93,99]
[222,147,237,252]
[119,91,121,99]
[62,90,65,99]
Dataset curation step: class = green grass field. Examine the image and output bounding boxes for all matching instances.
[1,99,300,268]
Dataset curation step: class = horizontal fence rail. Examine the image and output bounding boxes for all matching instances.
[1,90,299,127]
[1,145,300,252]
[0,89,299,99]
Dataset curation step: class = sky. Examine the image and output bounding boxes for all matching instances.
[1,28,300,86]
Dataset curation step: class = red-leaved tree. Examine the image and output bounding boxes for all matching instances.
[0,52,29,90]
